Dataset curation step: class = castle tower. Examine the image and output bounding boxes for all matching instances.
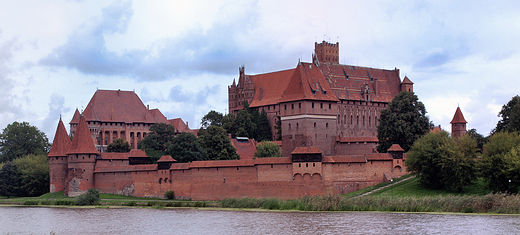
[314,41,339,64]
[66,114,100,197]
[450,107,467,138]
[401,76,414,93]
[48,117,71,194]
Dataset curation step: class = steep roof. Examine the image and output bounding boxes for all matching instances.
[279,63,339,103]
[387,144,405,152]
[48,118,72,157]
[157,155,176,163]
[71,90,167,124]
[168,118,189,133]
[450,107,467,124]
[67,115,100,155]
[249,68,295,108]
[70,108,81,124]
[401,76,414,84]
[230,138,257,160]
[319,64,402,102]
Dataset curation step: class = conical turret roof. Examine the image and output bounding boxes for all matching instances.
[67,114,100,155]
[401,76,414,84]
[450,107,467,124]
[48,118,72,157]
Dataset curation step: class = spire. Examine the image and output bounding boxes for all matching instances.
[48,118,72,157]
[67,114,100,155]
[450,107,467,124]
[70,108,81,124]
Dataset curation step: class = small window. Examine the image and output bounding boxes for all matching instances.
[320,103,323,109]
[299,103,301,109]
[329,103,331,109]
[285,105,287,110]
[312,103,315,108]
[291,104,294,109]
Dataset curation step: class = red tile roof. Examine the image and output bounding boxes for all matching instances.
[157,155,176,163]
[249,68,295,108]
[189,159,255,168]
[48,118,72,157]
[431,125,442,133]
[70,89,167,124]
[450,107,467,124]
[402,76,414,84]
[70,108,81,124]
[94,164,157,173]
[67,115,100,155]
[387,144,405,152]
[253,157,292,164]
[129,149,148,158]
[279,63,339,103]
[230,138,257,160]
[322,156,367,163]
[291,147,322,155]
[319,64,402,102]
[168,118,189,132]
[336,136,379,143]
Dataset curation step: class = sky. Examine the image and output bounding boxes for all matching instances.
[1,0,520,141]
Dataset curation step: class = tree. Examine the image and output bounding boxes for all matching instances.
[479,132,520,192]
[107,138,131,153]
[166,132,207,163]
[254,141,282,158]
[198,126,239,161]
[0,161,21,198]
[13,154,49,197]
[503,145,520,193]
[494,95,520,133]
[221,113,237,137]
[466,128,487,153]
[377,91,431,152]
[138,123,176,162]
[201,110,224,128]
[406,131,477,191]
[0,121,50,163]
[255,109,272,142]
[236,109,257,138]
[75,188,100,206]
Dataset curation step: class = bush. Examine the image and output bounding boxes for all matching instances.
[164,190,175,199]
[23,200,39,205]
[53,199,74,205]
[74,188,100,206]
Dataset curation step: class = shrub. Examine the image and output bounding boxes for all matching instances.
[164,190,175,199]
[24,200,39,205]
[74,188,100,206]
[53,200,74,205]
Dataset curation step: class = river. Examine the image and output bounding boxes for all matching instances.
[1,207,519,234]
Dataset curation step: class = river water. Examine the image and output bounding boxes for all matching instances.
[1,207,519,234]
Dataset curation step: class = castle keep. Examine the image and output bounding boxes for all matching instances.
[229,41,414,156]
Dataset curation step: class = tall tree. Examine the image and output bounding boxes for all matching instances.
[0,121,50,163]
[13,154,49,197]
[377,91,431,152]
[255,109,272,142]
[221,113,237,137]
[138,123,176,162]
[198,126,239,161]
[494,95,520,134]
[166,132,207,163]
[254,141,282,158]
[479,132,520,192]
[466,128,487,153]
[201,110,224,128]
[236,109,257,138]
[406,131,477,191]
[0,161,21,198]
[107,138,131,153]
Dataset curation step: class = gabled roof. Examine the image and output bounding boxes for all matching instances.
[129,149,148,158]
[67,115,100,155]
[157,155,176,163]
[249,68,295,108]
[450,107,467,124]
[168,118,189,133]
[98,152,129,160]
[279,63,339,103]
[319,64,402,102]
[48,118,72,157]
[387,144,405,152]
[71,89,168,124]
[401,76,414,84]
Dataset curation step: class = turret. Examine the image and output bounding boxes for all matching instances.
[450,107,467,138]
[48,117,71,194]
[66,114,100,197]
[401,76,414,93]
[314,40,339,64]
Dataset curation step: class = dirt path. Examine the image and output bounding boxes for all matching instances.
[355,175,416,198]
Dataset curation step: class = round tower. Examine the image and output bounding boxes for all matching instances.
[48,118,71,194]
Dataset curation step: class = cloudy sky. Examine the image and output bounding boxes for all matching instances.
[1,0,519,141]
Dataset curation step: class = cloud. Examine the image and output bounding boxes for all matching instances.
[0,36,23,126]
[42,93,70,140]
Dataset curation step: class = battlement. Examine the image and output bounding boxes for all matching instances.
[314,40,339,64]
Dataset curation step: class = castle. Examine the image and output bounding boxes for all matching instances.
[47,41,468,200]
[228,41,414,156]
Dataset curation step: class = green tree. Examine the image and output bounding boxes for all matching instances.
[479,132,520,192]
[406,131,477,191]
[75,188,100,206]
[166,132,207,163]
[494,95,520,133]
[201,110,224,128]
[221,113,237,137]
[0,121,50,163]
[503,145,520,193]
[198,126,239,161]
[0,161,21,198]
[236,109,257,138]
[274,116,282,141]
[107,138,131,153]
[254,141,282,158]
[255,109,272,141]
[13,154,49,197]
[138,123,176,162]
[377,91,431,152]
[466,128,487,153]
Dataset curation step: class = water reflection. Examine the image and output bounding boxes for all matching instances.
[1,207,519,234]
